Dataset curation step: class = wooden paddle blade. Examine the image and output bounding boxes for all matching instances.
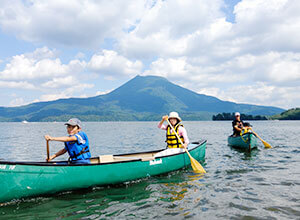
[262,140,272,148]
[190,157,206,173]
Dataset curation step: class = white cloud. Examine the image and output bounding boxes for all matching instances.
[234,0,300,52]
[1,0,300,109]
[209,83,300,109]
[96,89,113,96]
[9,97,26,107]
[0,47,70,80]
[0,47,87,83]
[75,52,86,60]
[120,0,228,58]
[143,57,188,78]
[87,50,143,79]
[41,76,77,88]
[0,0,146,48]
[0,80,35,89]
[38,83,94,102]
[0,47,93,106]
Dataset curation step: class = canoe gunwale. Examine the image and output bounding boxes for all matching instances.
[0,140,207,167]
[227,133,257,150]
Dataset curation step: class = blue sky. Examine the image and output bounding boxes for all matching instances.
[0,0,299,109]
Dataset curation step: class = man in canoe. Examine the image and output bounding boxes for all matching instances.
[232,112,244,136]
[44,118,91,164]
[158,112,189,149]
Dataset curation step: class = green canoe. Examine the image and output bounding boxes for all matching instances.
[227,133,258,151]
[0,141,206,203]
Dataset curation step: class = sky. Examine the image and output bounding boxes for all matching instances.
[0,0,299,110]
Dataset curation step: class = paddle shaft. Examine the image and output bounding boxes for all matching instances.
[46,140,50,161]
[250,128,272,148]
[166,119,188,151]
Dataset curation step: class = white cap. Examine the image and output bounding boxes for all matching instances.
[168,112,181,121]
[235,112,240,116]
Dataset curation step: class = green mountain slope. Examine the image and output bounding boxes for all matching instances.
[270,108,300,120]
[0,75,284,121]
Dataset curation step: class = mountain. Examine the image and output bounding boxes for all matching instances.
[0,75,284,121]
[270,108,300,120]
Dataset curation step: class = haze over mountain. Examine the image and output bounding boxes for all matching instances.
[0,75,284,122]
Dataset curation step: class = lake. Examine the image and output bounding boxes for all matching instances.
[0,121,299,219]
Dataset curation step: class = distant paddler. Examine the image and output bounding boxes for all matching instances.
[44,118,91,164]
[231,112,272,149]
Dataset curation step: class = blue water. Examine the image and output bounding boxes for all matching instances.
[0,121,299,219]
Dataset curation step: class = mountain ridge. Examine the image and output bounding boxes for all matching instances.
[0,75,284,121]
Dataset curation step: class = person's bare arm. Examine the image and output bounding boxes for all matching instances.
[158,115,168,128]
[44,135,77,142]
[234,125,243,132]
[44,135,76,161]
[47,148,67,162]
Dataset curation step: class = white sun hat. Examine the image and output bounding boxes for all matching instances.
[235,112,240,116]
[168,112,181,121]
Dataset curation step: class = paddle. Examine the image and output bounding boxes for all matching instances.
[249,128,272,148]
[46,140,50,161]
[166,119,206,173]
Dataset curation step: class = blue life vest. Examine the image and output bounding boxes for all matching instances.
[64,131,91,162]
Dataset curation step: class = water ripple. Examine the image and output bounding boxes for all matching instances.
[0,121,299,219]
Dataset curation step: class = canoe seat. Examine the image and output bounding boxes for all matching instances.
[99,155,114,163]
[99,154,156,163]
[141,157,155,161]
[113,156,155,161]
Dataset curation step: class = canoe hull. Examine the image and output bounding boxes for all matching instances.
[227,133,258,151]
[0,141,206,203]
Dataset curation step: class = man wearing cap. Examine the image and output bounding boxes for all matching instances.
[44,118,91,164]
[232,112,244,136]
[158,112,189,149]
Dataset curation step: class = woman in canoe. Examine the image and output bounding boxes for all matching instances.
[158,112,189,149]
[44,118,91,164]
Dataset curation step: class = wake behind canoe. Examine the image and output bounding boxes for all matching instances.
[0,140,206,203]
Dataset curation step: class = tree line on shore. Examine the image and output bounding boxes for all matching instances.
[212,112,268,121]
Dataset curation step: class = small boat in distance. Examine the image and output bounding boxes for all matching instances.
[22,120,29,124]
[0,140,206,203]
[227,133,258,151]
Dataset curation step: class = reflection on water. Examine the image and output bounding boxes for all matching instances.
[0,121,300,219]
